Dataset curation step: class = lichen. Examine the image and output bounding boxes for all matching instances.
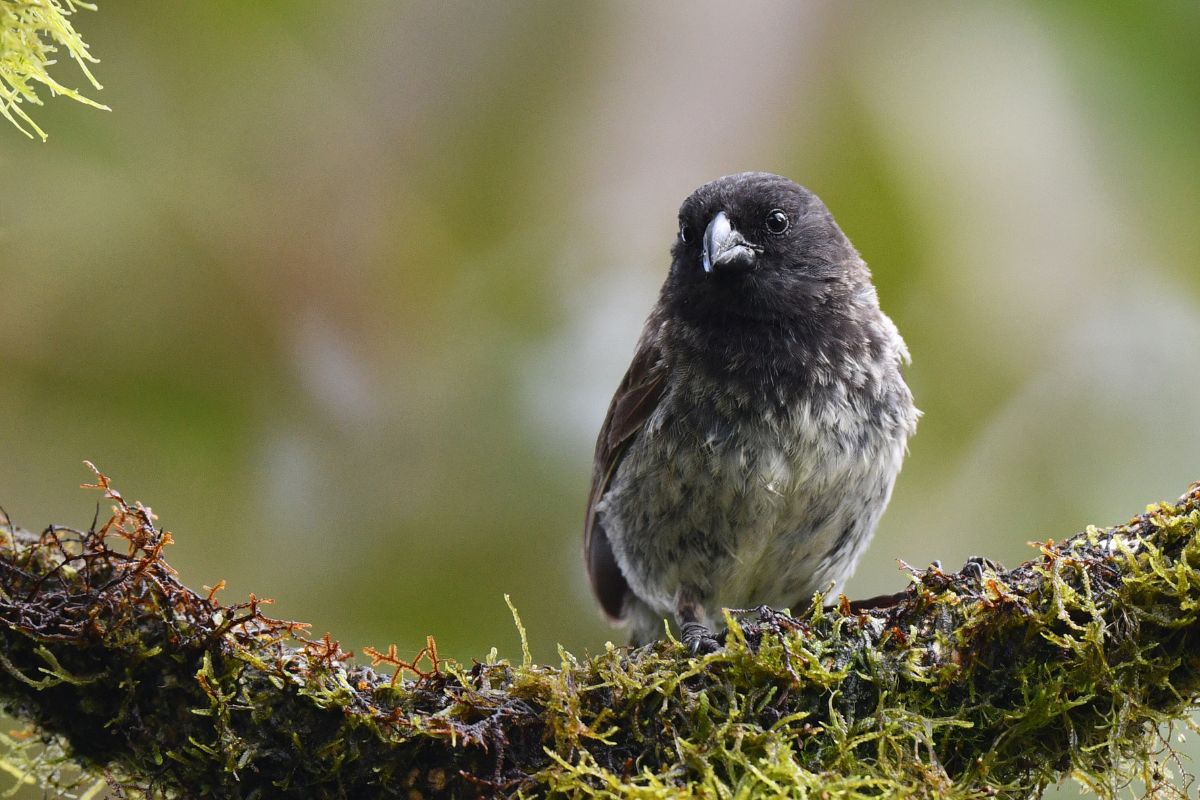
[0,466,1198,798]
[0,0,107,140]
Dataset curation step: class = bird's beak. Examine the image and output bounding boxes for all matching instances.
[702,211,757,274]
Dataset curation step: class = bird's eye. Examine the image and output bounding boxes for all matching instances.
[678,223,693,244]
[765,209,790,235]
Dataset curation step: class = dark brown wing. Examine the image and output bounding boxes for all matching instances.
[584,330,667,621]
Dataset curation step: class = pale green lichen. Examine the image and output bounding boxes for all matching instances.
[0,0,106,140]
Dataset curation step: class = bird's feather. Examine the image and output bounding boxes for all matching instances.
[584,333,666,620]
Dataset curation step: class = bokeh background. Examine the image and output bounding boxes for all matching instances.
[2,2,1199,796]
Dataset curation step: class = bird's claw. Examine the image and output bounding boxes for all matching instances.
[681,621,720,655]
[961,556,1004,583]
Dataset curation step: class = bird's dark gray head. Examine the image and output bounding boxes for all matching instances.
[666,172,867,324]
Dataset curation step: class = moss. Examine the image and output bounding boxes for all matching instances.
[0,467,1198,798]
[0,0,107,140]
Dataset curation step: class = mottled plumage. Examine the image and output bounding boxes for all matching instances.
[584,172,918,648]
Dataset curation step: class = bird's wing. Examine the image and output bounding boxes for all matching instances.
[584,333,667,621]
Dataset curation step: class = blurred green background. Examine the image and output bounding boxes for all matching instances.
[2,1,1199,795]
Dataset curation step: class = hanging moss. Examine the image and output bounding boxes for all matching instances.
[0,466,1198,798]
[0,0,107,139]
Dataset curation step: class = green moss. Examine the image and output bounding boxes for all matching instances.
[0,0,107,140]
[0,469,1198,798]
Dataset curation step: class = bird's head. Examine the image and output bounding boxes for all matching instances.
[666,172,867,323]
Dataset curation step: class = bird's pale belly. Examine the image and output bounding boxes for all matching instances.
[598,398,904,625]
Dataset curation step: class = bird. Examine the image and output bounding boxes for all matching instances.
[583,172,918,652]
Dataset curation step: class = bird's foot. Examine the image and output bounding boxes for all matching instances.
[753,603,785,621]
[680,621,721,655]
[961,556,1005,584]
[845,591,909,613]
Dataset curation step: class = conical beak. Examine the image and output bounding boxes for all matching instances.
[702,211,757,274]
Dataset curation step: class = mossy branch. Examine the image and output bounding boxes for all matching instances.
[1,468,1199,798]
[0,0,106,140]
